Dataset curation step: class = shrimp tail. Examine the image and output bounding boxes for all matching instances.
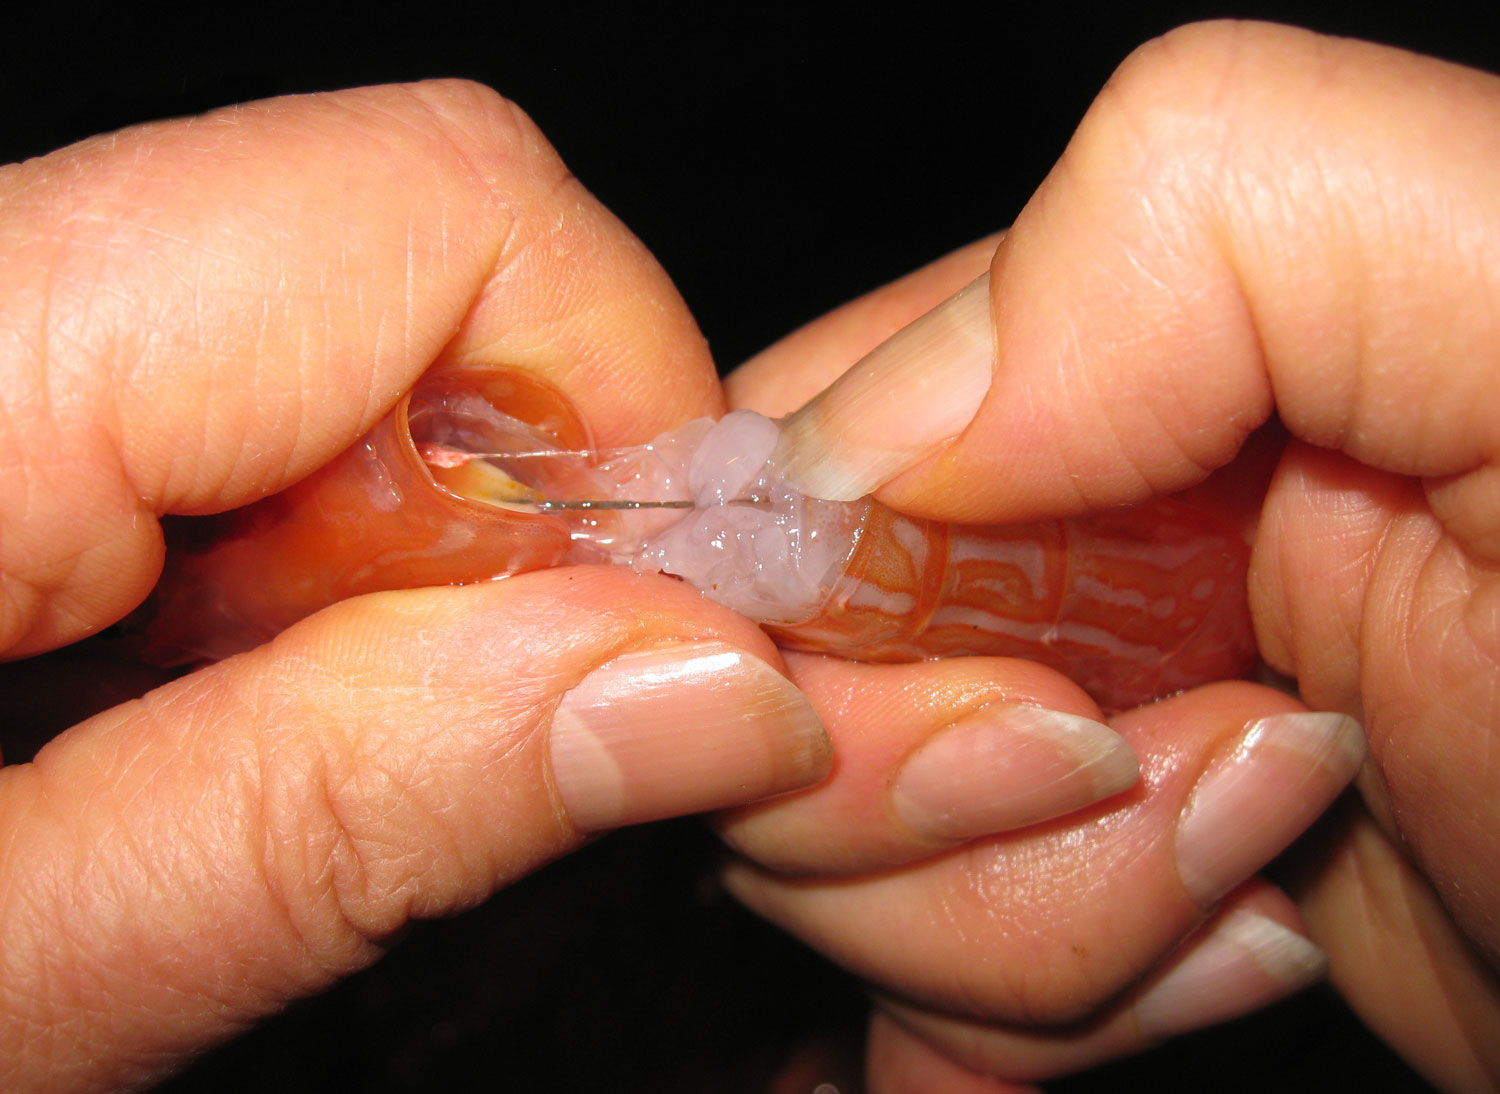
[138,368,584,664]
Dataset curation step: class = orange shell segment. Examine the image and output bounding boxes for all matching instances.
[140,366,588,664]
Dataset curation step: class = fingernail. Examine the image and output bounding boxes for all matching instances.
[1175,712,1365,905]
[549,642,831,832]
[774,272,994,500]
[891,705,1139,841]
[1134,910,1327,1039]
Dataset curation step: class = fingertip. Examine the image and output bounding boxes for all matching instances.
[0,568,825,1089]
[1133,905,1327,1042]
[549,641,831,833]
[1174,710,1365,906]
[717,658,1108,877]
[1,81,722,655]
[777,21,1500,525]
[774,273,995,502]
[727,233,1002,420]
[890,704,1139,842]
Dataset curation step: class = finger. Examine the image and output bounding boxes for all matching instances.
[1287,799,1500,1092]
[733,23,1500,970]
[768,22,1500,534]
[726,233,1000,417]
[867,1009,1037,1094]
[0,653,175,765]
[868,882,1324,1084]
[1254,439,1500,970]
[0,567,828,1091]
[0,80,719,656]
[724,684,1362,1025]
[718,654,1138,876]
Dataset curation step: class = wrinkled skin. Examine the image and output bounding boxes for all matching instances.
[0,76,1303,1094]
[2,20,1497,1094]
[724,21,1500,1091]
[0,81,831,1091]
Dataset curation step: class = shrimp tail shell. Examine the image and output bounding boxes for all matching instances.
[137,367,585,664]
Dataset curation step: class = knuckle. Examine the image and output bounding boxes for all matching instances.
[1106,21,1272,115]
[251,693,445,969]
[0,573,46,655]
[389,79,579,280]
[1086,26,1241,180]
[1085,21,1318,186]
[399,78,570,192]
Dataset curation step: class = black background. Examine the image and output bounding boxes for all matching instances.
[5,3,1492,1090]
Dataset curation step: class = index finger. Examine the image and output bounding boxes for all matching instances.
[0,80,719,655]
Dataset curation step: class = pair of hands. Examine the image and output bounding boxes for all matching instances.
[1,20,1497,1092]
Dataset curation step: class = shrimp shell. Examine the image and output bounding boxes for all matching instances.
[140,368,584,663]
[140,368,1255,708]
[767,495,1254,709]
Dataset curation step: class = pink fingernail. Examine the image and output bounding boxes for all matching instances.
[891,704,1139,841]
[549,642,831,832]
[1175,712,1365,906]
[775,272,995,501]
[1134,910,1327,1039]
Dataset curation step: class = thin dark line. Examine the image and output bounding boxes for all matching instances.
[535,496,772,510]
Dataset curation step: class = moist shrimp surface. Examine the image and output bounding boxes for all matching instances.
[142,369,1256,710]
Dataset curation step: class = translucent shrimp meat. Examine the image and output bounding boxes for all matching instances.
[141,367,1256,710]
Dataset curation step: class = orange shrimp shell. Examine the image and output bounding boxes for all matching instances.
[140,367,585,664]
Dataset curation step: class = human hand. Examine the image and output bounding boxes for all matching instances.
[723,21,1500,1091]
[0,82,833,1091]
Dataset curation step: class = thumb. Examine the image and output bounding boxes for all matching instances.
[0,567,829,1091]
[773,23,1500,527]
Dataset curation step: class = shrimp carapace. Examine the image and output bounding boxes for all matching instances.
[141,370,1256,709]
[140,368,586,664]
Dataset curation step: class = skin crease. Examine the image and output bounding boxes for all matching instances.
[0,82,798,1092]
[0,569,806,1090]
[723,680,1290,1013]
[3,76,1298,1091]
[725,21,1500,1091]
[0,68,1344,1094]
[0,80,720,658]
[722,673,1352,1079]
[0,22,1493,1094]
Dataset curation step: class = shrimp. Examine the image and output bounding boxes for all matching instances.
[141,367,1255,710]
